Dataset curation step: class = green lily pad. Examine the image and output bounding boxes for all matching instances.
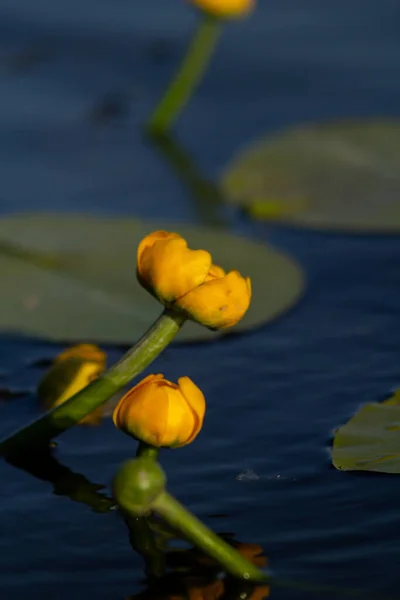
[332,390,400,474]
[0,213,304,343]
[221,119,400,232]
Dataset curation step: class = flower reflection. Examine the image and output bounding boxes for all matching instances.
[126,537,269,600]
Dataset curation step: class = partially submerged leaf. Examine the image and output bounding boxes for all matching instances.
[0,213,304,343]
[221,119,400,232]
[332,390,400,474]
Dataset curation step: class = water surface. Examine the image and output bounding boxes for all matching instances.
[1,1,400,598]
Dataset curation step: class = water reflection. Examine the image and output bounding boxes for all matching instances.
[1,43,52,74]
[6,445,114,513]
[6,446,268,599]
[128,577,267,600]
[126,534,269,600]
[89,92,130,125]
[0,387,29,401]
[148,132,227,228]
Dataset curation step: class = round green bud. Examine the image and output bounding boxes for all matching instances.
[112,458,166,516]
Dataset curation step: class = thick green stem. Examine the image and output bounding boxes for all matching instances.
[0,309,185,456]
[146,15,221,134]
[153,491,267,583]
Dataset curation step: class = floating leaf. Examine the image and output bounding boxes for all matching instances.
[0,213,304,343]
[221,119,400,232]
[332,390,400,474]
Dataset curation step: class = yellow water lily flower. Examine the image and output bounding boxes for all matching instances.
[38,344,107,426]
[113,374,206,448]
[137,231,251,330]
[189,0,254,19]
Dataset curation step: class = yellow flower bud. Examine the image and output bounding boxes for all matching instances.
[38,344,107,426]
[189,0,254,19]
[113,374,206,448]
[137,231,251,330]
[54,343,106,365]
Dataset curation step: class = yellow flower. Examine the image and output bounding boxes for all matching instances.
[113,374,206,448]
[38,344,107,426]
[189,0,254,19]
[137,231,251,330]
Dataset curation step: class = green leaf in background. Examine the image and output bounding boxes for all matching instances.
[332,390,400,474]
[0,213,304,343]
[221,119,400,232]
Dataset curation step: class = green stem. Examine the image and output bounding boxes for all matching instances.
[153,491,267,583]
[0,309,186,456]
[136,443,159,461]
[146,15,222,134]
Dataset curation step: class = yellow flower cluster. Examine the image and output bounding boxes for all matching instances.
[112,229,252,448]
[137,230,251,330]
[39,232,251,448]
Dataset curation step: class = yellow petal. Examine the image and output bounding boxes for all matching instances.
[176,270,252,329]
[131,373,165,392]
[112,373,164,430]
[205,263,225,282]
[137,231,181,276]
[39,358,104,426]
[113,374,205,448]
[55,361,103,406]
[133,384,170,446]
[55,343,106,365]
[163,385,196,447]
[190,0,254,19]
[113,378,169,446]
[245,276,252,298]
[139,238,212,303]
[177,377,206,444]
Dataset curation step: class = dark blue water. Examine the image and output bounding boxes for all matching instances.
[1,1,400,598]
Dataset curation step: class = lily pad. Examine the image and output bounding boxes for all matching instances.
[221,119,400,232]
[332,390,400,474]
[0,213,304,343]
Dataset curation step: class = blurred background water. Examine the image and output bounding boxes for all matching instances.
[1,1,400,599]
